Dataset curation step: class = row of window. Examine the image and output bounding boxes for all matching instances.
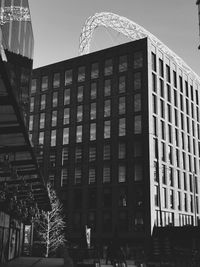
[31,52,143,93]
[33,116,142,146]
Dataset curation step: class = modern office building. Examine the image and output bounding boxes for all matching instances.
[0,0,49,263]
[29,35,200,255]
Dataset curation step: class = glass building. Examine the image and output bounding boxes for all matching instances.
[28,38,200,256]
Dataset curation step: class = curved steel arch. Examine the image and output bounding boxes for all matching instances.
[79,12,199,82]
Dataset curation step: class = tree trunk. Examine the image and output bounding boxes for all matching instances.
[45,211,50,257]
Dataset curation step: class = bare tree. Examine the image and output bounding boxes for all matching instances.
[34,184,66,257]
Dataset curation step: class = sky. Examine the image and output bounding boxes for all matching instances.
[29,0,200,76]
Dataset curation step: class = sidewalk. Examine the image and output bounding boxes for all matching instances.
[0,257,64,267]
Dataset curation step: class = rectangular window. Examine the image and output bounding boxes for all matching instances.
[53,72,60,88]
[119,55,127,72]
[118,164,126,183]
[89,146,96,162]
[41,76,48,91]
[76,125,82,143]
[65,69,72,85]
[91,82,97,99]
[89,168,96,184]
[159,59,164,77]
[134,163,143,181]
[29,115,33,131]
[31,79,37,94]
[61,168,68,187]
[166,65,171,83]
[134,115,141,134]
[51,110,57,127]
[179,76,183,93]
[75,146,82,162]
[119,97,126,115]
[30,97,34,112]
[63,128,69,145]
[103,144,110,160]
[40,94,46,110]
[134,94,141,112]
[51,130,56,146]
[91,63,99,79]
[52,91,58,107]
[134,140,142,157]
[133,51,143,69]
[170,190,174,209]
[39,131,44,145]
[40,113,45,129]
[104,79,111,96]
[78,66,85,82]
[104,121,111,139]
[119,76,126,93]
[119,118,126,136]
[62,147,69,165]
[103,165,111,183]
[104,99,111,117]
[90,123,96,140]
[151,52,156,71]
[104,59,113,76]
[90,102,96,120]
[64,89,70,105]
[63,108,70,124]
[75,167,82,184]
[118,143,126,159]
[134,72,142,90]
[173,71,177,88]
[77,85,84,102]
[77,105,83,122]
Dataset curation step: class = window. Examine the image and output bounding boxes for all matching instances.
[89,168,96,184]
[134,115,142,134]
[119,76,126,93]
[91,82,97,99]
[91,63,99,79]
[89,146,96,162]
[29,115,33,131]
[30,97,34,112]
[39,131,44,145]
[118,143,126,159]
[63,108,70,124]
[51,130,56,146]
[76,125,82,143]
[104,100,111,117]
[41,76,48,91]
[103,144,110,160]
[119,118,126,136]
[119,211,128,231]
[151,52,156,71]
[52,91,58,107]
[87,211,96,231]
[119,55,127,72]
[103,188,112,207]
[134,72,141,90]
[77,85,84,102]
[103,165,111,183]
[77,105,83,122]
[62,147,69,165]
[134,163,143,181]
[40,94,46,110]
[134,94,141,112]
[75,146,82,162]
[152,73,157,92]
[134,140,142,157]
[104,79,111,96]
[90,123,96,141]
[133,51,143,69]
[119,97,126,115]
[61,168,68,187]
[166,65,171,83]
[49,149,56,167]
[104,59,113,76]
[53,72,60,88]
[64,89,70,105]
[31,79,37,94]
[103,211,112,232]
[170,190,174,209]
[75,167,82,184]
[63,128,69,145]
[119,188,127,207]
[78,66,85,82]
[118,164,126,183]
[104,121,111,139]
[90,102,96,120]
[173,71,177,88]
[40,113,45,129]
[51,110,57,127]
[159,58,164,77]
[65,69,72,85]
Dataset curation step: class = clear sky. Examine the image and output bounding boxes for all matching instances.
[29,0,200,76]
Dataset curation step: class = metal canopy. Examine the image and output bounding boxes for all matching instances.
[0,57,50,212]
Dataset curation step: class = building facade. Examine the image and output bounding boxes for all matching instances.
[29,38,200,254]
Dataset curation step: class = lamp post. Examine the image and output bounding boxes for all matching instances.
[197,0,200,49]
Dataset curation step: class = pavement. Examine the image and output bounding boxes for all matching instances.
[0,257,64,267]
